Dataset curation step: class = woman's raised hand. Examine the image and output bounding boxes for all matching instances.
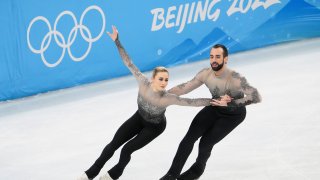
[107,25,118,41]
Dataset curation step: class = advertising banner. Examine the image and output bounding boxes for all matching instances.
[0,0,319,101]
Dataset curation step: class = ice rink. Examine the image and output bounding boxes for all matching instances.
[1,39,320,180]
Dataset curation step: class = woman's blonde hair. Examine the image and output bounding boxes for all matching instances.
[152,66,169,78]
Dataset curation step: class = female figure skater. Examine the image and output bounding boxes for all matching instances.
[77,26,213,180]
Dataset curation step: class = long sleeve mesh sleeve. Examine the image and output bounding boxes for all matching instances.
[114,38,148,84]
[163,93,211,107]
[228,72,262,107]
[167,69,205,95]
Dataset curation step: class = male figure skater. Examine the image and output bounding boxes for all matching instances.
[160,44,262,180]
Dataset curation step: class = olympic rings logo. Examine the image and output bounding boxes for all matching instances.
[27,5,106,68]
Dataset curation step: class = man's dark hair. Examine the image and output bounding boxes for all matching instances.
[212,44,228,57]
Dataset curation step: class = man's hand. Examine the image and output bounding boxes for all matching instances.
[107,25,118,41]
[210,99,228,106]
[210,95,232,107]
[220,95,232,103]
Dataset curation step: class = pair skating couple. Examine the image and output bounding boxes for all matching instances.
[77,26,261,180]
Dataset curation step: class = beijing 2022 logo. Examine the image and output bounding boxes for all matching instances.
[27,5,105,68]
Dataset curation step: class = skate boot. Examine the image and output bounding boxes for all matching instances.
[77,173,91,180]
[99,172,114,180]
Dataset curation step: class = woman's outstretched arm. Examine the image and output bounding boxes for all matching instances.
[107,25,148,83]
[163,93,211,107]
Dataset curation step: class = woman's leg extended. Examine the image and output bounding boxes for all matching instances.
[85,111,143,179]
[108,120,166,179]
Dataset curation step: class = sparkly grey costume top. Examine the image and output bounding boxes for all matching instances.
[114,38,211,123]
[168,67,261,109]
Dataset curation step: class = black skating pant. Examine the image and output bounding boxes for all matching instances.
[167,106,246,179]
[86,111,166,179]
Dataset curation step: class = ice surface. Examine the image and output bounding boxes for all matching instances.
[1,39,320,180]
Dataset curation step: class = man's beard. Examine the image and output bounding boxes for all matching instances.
[211,60,224,71]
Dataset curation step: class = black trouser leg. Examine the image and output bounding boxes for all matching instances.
[108,119,166,179]
[85,111,143,179]
[179,108,246,180]
[166,106,216,178]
